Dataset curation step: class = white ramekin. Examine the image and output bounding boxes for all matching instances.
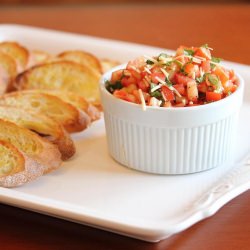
[100,65,244,174]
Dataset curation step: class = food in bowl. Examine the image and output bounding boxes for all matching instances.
[100,44,244,175]
[105,44,239,109]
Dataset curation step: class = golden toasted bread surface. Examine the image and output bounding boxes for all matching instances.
[12,61,101,106]
[0,41,29,72]
[0,105,75,160]
[58,50,102,73]
[0,91,91,133]
[0,140,45,187]
[23,89,101,122]
[0,52,17,94]
[0,119,62,174]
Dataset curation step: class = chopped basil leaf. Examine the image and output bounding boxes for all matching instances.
[105,80,123,93]
[184,49,194,56]
[157,53,169,60]
[210,56,222,69]
[196,75,204,84]
[150,83,157,92]
[211,56,221,63]
[207,74,219,86]
[173,59,183,67]
[165,77,172,86]
[150,90,162,99]
[146,59,154,65]
[165,61,173,66]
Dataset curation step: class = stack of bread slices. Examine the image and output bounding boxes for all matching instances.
[0,41,119,188]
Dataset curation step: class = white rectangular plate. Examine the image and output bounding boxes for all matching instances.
[0,24,249,242]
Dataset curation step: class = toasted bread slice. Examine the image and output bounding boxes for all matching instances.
[0,41,29,73]
[0,140,45,187]
[0,91,90,133]
[0,105,75,160]
[23,89,101,122]
[57,50,102,73]
[101,58,120,73]
[0,52,17,94]
[28,50,53,67]
[11,61,101,107]
[0,119,62,174]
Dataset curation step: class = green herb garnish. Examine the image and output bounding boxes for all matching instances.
[157,53,169,60]
[184,49,195,56]
[150,90,163,99]
[105,80,123,93]
[165,77,172,87]
[146,59,154,65]
[210,56,222,69]
[211,56,221,64]
[196,75,204,84]
[207,74,219,86]
[173,59,183,67]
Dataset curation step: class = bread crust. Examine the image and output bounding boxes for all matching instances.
[0,91,91,133]
[0,119,62,174]
[0,105,75,160]
[0,140,45,187]
[10,61,101,107]
[58,50,102,73]
[20,89,101,122]
[0,41,29,73]
[0,52,17,94]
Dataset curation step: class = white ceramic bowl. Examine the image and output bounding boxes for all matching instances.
[100,65,244,174]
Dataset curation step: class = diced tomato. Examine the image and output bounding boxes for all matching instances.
[194,47,211,60]
[132,89,150,103]
[184,63,194,77]
[173,83,185,95]
[150,66,162,74]
[230,84,238,93]
[137,79,150,92]
[223,80,237,94]
[228,69,238,83]
[151,72,165,84]
[187,80,198,102]
[197,82,207,93]
[183,63,200,78]
[213,66,229,86]
[125,84,137,94]
[113,89,136,103]
[121,75,136,87]
[113,89,127,99]
[129,69,142,81]
[127,56,145,71]
[206,91,222,102]
[161,85,175,101]
[111,69,124,82]
[201,60,211,73]
[175,73,193,86]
